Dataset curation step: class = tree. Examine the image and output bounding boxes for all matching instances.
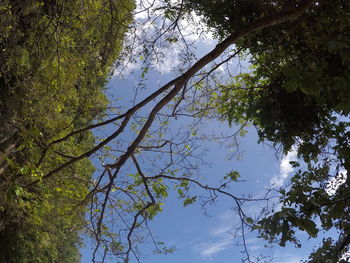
[2,0,348,262]
[185,0,350,262]
[0,0,133,262]
[23,1,316,262]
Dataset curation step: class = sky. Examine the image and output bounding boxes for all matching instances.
[81,68,318,263]
[80,3,338,262]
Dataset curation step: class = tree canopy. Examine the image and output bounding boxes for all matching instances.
[0,0,133,262]
[1,0,350,262]
[186,0,350,261]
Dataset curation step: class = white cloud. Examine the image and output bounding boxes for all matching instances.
[114,0,216,77]
[155,46,181,74]
[326,168,347,196]
[272,252,302,263]
[245,237,260,245]
[274,257,302,263]
[149,13,216,74]
[245,237,263,251]
[194,237,234,259]
[270,146,298,187]
[218,210,234,220]
[249,245,262,251]
[341,250,350,262]
[192,210,236,259]
[209,225,232,237]
[208,210,239,238]
[177,11,215,43]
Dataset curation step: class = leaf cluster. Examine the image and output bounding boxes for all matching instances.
[185,0,350,261]
[0,0,133,262]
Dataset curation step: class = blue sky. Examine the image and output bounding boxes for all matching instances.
[80,6,331,262]
[139,127,307,263]
[81,66,321,263]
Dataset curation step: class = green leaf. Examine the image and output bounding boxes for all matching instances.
[177,188,185,198]
[293,218,318,238]
[245,217,254,224]
[153,185,168,198]
[280,220,289,247]
[183,196,197,207]
[226,170,240,181]
[14,186,24,196]
[283,78,299,92]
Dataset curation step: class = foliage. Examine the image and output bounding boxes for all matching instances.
[0,0,133,262]
[186,0,350,261]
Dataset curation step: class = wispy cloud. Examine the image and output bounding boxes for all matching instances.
[194,237,234,259]
[192,210,270,259]
[245,237,263,251]
[270,146,298,187]
[192,210,236,259]
[274,257,302,263]
[114,1,216,77]
[209,225,232,237]
[271,251,302,263]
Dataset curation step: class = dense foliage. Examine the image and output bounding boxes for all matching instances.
[186,0,350,262]
[0,0,133,262]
